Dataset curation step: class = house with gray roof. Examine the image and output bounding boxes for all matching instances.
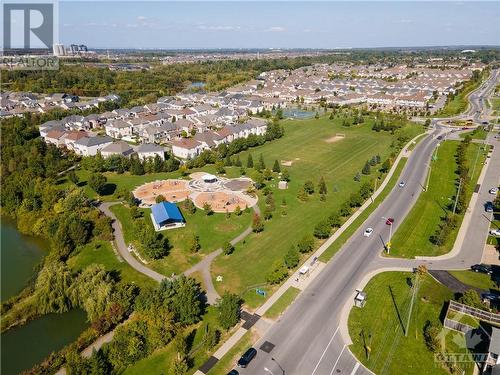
[100,141,135,159]
[73,135,113,156]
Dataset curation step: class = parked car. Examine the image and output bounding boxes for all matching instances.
[398,181,406,188]
[471,264,493,275]
[485,202,494,213]
[227,370,239,375]
[490,228,500,237]
[385,218,394,225]
[481,293,500,303]
[489,187,498,195]
[363,227,374,237]
[237,348,257,368]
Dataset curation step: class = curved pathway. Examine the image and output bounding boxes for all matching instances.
[99,202,166,282]
[99,201,261,304]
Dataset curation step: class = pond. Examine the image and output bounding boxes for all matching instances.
[1,309,89,375]
[1,219,89,374]
[1,218,47,301]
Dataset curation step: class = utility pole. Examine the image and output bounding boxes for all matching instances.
[452,178,463,215]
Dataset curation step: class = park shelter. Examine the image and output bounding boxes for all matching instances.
[150,201,185,231]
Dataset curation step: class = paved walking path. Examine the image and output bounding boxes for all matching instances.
[429,270,485,294]
[98,202,166,282]
[184,205,261,304]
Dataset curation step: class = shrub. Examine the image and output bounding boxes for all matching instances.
[314,220,331,239]
[284,247,300,269]
[222,241,234,255]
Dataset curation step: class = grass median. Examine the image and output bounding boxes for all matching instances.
[389,140,489,258]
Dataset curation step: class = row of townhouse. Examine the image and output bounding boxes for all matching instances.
[0,92,120,118]
[43,129,165,160]
[171,118,268,159]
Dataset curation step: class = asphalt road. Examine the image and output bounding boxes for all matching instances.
[241,73,499,375]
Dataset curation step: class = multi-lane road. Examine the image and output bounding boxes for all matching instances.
[240,72,499,375]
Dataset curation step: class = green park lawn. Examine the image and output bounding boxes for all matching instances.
[449,270,500,292]
[109,203,251,277]
[348,271,474,375]
[389,141,489,258]
[67,240,157,289]
[211,116,422,307]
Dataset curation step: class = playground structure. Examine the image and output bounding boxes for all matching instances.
[132,173,257,213]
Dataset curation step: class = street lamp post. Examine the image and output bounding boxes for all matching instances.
[272,357,286,375]
[264,367,274,375]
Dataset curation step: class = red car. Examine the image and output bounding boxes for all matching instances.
[386,218,394,225]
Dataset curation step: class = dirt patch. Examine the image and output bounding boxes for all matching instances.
[325,135,345,143]
[281,160,293,166]
[224,178,252,191]
[133,179,189,205]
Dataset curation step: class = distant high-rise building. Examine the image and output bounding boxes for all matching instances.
[69,44,79,54]
[52,43,65,56]
[78,44,88,52]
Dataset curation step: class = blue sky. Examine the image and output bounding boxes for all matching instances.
[58,1,500,49]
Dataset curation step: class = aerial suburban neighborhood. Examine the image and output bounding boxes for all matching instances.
[1,2,500,375]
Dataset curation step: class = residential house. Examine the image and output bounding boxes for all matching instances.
[171,138,204,159]
[73,136,113,156]
[135,143,166,161]
[100,141,135,158]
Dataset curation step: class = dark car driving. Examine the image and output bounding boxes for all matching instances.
[237,347,257,368]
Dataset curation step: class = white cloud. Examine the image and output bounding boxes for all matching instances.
[197,25,240,31]
[137,16,147,21]
[267,26,286,33]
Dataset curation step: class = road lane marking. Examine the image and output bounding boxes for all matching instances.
[311,326,340,375]
[328,345,346,375]
[350,362,360,375]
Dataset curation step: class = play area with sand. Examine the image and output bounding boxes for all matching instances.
[132,173,257,213]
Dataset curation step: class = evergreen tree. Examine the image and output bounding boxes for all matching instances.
[318,176,327,195]
[362,161,371,175]
[273,159,281,173]
[246,154,254,168]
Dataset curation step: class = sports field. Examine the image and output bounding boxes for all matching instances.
[211,115,423,306]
